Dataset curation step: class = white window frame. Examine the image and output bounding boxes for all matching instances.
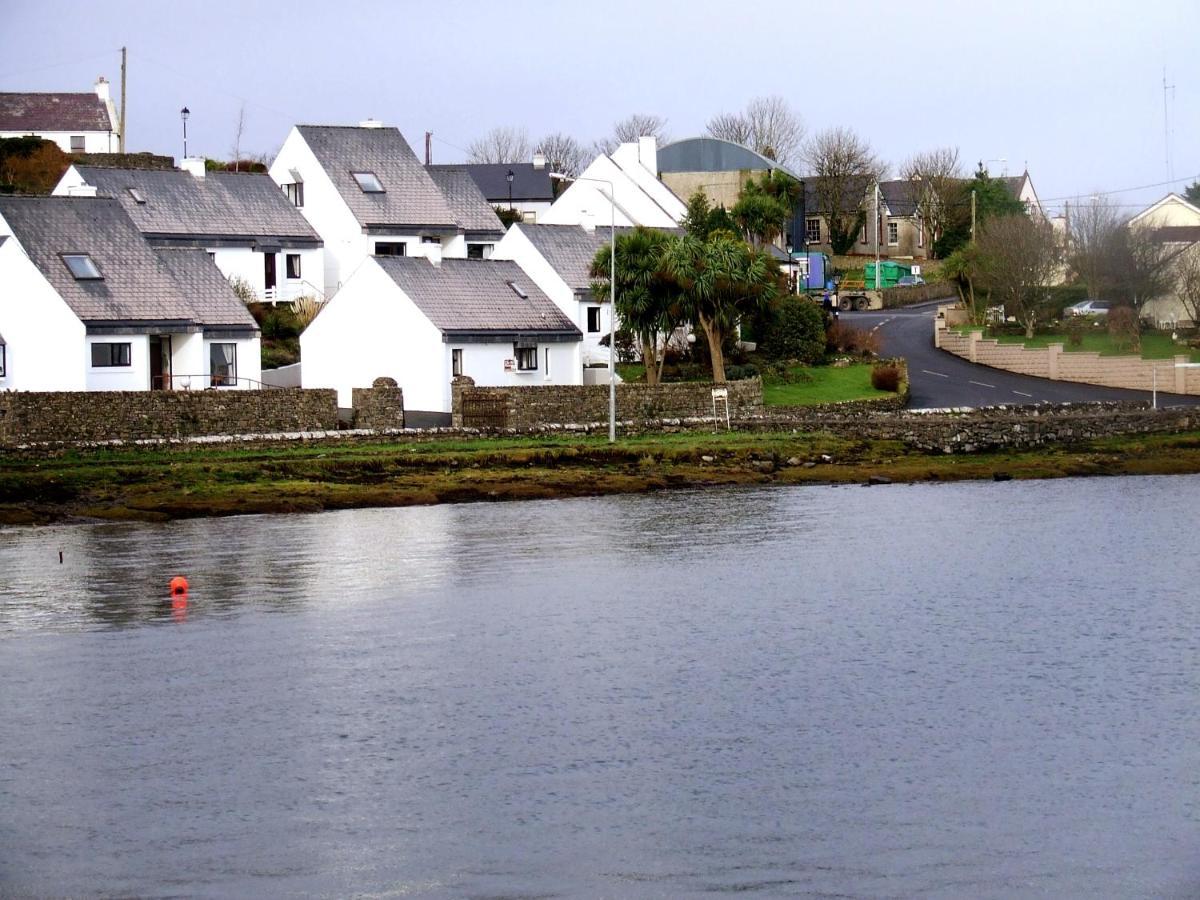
[0,340,6,378]
[352,171,384,193]
[887,221,899,246]
[209,342,237,387]
[515,345,538,371]
[69,135,85,152]
[586,306,601,333]
[452,348,463,377]
[805,218,821,244]
[286,253,301,279]
[284,182,304,207]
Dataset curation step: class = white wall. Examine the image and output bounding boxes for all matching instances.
[1131,195,1200,229]
[204,335,261,390]
[450,340,582,404]
[540,151,681,229]
[0,237,87,391]
[0,129,116,154]
[85,334,149,390]
[211,246,324,302]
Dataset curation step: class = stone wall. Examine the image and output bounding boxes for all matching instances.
[937,325,1200,395]
[0,388,338,447]
[881,281,958,308]
[452,376,763,429]
[351,379,405,430]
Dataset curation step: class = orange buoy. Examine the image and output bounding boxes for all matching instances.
[169,576,189,595]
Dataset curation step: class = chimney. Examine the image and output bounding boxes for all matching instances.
[359,118,384,129]
[425,242,442,267]
[67,184,98,197]
[532,151,546,170]
[637,135,657,174]
[581,212,596,234]
[94,76,110,102]
[180,157,206,179]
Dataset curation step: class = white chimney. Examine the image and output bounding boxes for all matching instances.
[94,76,110,102]
[637,135,658,175]
[532,151,546,170]
[180,157,206,179]
[425,242,442,267]
[67,184,98,197]
[581,211,596,234]
[359,118,384,129]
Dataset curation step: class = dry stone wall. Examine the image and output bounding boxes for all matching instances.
[351,379,405,430]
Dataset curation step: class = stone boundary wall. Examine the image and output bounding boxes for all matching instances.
[352,380,405,430]
[882,281,958,308]
[451,377,763,429]
[936,324,1200,395]
[0,388,338,447]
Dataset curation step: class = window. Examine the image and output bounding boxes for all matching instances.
[62,254,102,279]
[587,306,601,333]
[452,348,463,377]
[284,182,304,207]
[522,211,537,224]
[918,220,924,248]
[286,254,301,279]
[421,236,441,245]
[805,218,821,244]
[859,224,867,243]
[515,345,538,371]
[352,171,384,193]
[506,281,528,299]
[127,187,147,204]
[70,135,85,152]
[375,242,407,257]
[0,337,6,378]
[467,243,494,259]
[887,221,899,245]
[543,347,551,377]
[91,342,131,367]
[210,343,237,387]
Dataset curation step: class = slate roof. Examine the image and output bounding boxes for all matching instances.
[425,167,505,236]
[74,166,320,244]
[375,257,579,337]
[153,248,259,328]
[0,92,114,132]
[801,175,875,216]
[517,223,633,291]
[297,125,456,229]
[0,195,255,329]
[434,163,554,203]
[878,179,919,217]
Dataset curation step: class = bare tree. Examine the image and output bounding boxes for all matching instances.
[801,127,884,255]
[1067,195,1121,298]
[592,114,670,156]
[1105,225,1175,312]
[899,146,963,258]
[706,96,805,167]
[536,132,587,179]
[230,105,246,172]
[975,213,1061,338]
[1174,245,1200,327]
[467,126,532,164]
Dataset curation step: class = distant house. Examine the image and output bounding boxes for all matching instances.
[54,162,324,303]
[1129,193,1200,327]
[1128,192,1200,232]
[301,257,581,412]
[269,122,501,297]
[0,195,259,392]
[432,162,554,224]
[0,78,121,154]
[998,170,1044,218]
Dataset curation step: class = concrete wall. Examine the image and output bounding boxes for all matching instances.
[452,376,762,428]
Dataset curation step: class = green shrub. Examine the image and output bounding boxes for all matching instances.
[761,295,827,363]
[724,364,760,381]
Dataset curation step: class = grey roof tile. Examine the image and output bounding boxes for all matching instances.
[878,180,919,217]
[375,257,579,336]
[153,249,259,329]
[0,92,113,132]
[432,162,554,203]
[297,125,457,229]
[0,195,255,329]
[425,167,504,235]
[75,166,320,243]
[516,223,634,290]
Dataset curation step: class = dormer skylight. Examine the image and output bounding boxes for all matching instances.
[62,254,102,280]
[352,171,384,193]
[506,280,529,299]
[127,187,147,204]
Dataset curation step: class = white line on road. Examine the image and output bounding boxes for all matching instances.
[1012,390,1033,397]
[969,380,995,388]
[921,369,950,378]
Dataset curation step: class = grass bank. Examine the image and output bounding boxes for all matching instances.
[4,429,1200,526]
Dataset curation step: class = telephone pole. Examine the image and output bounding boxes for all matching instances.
[970,190,977,242]
[119,46,127,154]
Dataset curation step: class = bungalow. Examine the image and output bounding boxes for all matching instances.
[268,122,476,297]
[432,162,554,224]
[0,78,121,153]
[0,195,260,392]
[300,257,581,412]
[54,161,324,303]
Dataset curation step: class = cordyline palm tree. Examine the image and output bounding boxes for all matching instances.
[662,230,780,382]
[590,226,683,385]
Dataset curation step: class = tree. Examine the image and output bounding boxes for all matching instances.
[934,164,1028,258]
[940,242,992,323]
[1067,196,1120,298]
[662,230,781,382]
[468,126,532,164]
[681,189,738,241]
[230,105,246,173]
[589,226,682,384]
[730,172,795,247]
[0,136,70,193]
[706,96,805,167]
[759,295,826,363]
[493,206,523,228]
[802,127,883,255]
[899,147,963,259]
[1104,225,1174,312]
[1185,180,1200,206]
[535,132,586,179]
[592,114,669,156]
[1174,246,1200,327]
[975,213,1061,338]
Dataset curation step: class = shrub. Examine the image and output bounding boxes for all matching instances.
[228,275,257,305]
[291,295,322,329]
[1108,306,1141,353]
[871,363,901,392]
[1064,316,1086,348]
[724,363,760,381]
[761,296,827,363]
[826,321,881,356]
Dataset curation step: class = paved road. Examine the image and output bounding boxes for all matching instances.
[846,303,1200,410]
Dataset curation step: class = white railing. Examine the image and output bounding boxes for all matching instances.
[262,280,326,305]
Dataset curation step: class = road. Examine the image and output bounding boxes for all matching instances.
[847,303,1200,409]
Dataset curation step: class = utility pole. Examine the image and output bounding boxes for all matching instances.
[119,46,127,154]
[425,131,432,166]
[1163,67,1176,179]
[970,189,977,242]
[873,181,880,289]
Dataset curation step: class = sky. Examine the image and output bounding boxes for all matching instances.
[2,0,1197,216]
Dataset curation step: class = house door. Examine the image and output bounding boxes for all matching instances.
[149,335,172,389]
[264,253,277,295]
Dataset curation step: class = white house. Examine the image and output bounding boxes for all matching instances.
[301,257,581,412]
[424,166,506,259]
[0,195,260,392]
[431,162,555,223]
[1128,192,1200,231]
[540,137,687,229]
[54,162,324,303]
[269,123,502,297]
[0,78,121,153]
[1129,193,1200,327]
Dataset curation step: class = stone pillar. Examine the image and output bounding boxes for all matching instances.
[968,329,980,364]
[1175,355,1189,394]
[451,375,475,428]
[934,318,945,349]
[1048,343,1063,381]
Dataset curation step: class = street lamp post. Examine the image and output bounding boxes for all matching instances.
[180,106,190,159]
[549,171,617,442]
[506,169,514,212]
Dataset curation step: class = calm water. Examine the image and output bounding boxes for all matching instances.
[1,478,1198,898]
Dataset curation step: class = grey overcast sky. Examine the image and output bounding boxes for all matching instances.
[2,0,1197,214]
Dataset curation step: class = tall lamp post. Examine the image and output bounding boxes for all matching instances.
[548,171,617,442]
[506,169,514,212]
[180,106,190,159]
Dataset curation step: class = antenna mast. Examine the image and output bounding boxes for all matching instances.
[1163,67,1176,180]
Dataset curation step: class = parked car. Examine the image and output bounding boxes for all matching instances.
[896,275,926,287]
[1065,299,1113,317]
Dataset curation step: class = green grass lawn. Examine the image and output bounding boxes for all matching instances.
[955,327,1200,362]
[763,364,892,406]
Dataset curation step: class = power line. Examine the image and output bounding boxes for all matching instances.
[1040,172,1200,204]
[0,50,120,83]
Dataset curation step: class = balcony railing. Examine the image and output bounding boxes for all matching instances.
[261,280,326,305]
[152,374,284,391]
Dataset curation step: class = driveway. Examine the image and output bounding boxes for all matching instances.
[847,304,1200,409]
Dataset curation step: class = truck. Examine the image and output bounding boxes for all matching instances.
[829,277,884,311]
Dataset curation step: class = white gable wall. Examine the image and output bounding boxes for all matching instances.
[0,129,116,154]
[1130,194,1200,229]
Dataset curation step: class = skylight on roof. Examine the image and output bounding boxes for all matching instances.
[62,254,102,280]
[506,280,529,299]
[352,171,384,193]
[127,187,146,204]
